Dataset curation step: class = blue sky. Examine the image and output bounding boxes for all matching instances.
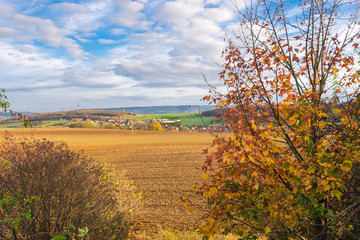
[0,0,244,112]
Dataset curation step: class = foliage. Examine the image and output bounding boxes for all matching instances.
[0,89,10,111]
[0,136,141,239]
[150,121,163,131]
[194,0,360,239]
[0,192,38,237]
[51,223,89,240]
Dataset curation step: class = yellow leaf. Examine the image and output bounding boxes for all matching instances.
[333,108,341,114]
[220,99,227,105]
[272,46,280,52]
[330,190,342,199]
[320,180,328,186]
[210,187,218,195]
[251,120,257,131]
[308,167,315,174]
[265,226,271,234]
[279,55,287,62]
[341,161,353,171]
[203,191,211,199]
[201,173,209,180]
[262,57,269,64]
[318,112,328,118]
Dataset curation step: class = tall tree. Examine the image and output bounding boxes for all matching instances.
[195,0,360,239]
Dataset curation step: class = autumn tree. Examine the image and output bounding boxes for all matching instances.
[150,121,163,131]
[194,0,360,239]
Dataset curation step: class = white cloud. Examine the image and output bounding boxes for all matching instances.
[0,41,68,93]
[0,1,87,59]
[0,27,26,41]
[48,2,91,13]
[12,14,87,58]
[110,0,234,89]
[205,0,221,5]
[0,1,15,18]
[61,64,135,88]
[111,28,126,35]
[0,0,243,112]
[98,39,118,44]
[156,1,201,24]
[111,0,151,29]
[53,0,112,32]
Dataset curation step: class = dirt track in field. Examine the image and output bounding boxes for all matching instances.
[1,128,215,233]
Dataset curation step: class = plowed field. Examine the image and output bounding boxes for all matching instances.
[1,128,216,233]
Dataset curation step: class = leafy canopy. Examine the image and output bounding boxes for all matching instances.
[192,0,360,239]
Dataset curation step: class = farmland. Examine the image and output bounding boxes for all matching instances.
[0,110,219,129]
[0,128,221,236]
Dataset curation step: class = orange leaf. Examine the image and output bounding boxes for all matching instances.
[279,55,287,62]
[272,46,280,52]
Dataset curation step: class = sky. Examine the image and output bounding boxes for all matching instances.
[0,0,245,112]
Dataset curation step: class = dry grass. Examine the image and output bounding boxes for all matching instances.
[133,228,241,240]
[1,128,216,236]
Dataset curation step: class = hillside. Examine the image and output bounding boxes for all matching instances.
[0,111,33,118]
[27,109,128,121]
[102,105,214,114]
[0,110,128,124]
[201,108,225,117]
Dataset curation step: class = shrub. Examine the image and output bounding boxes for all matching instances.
[0,135,141,239]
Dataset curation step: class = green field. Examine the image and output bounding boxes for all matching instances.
[136,113,219,127]
[0,120,66,129]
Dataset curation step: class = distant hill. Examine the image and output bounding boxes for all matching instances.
[0,110,128,124]
[0,111,33,117]
[102,105,215,114]
[201,109,225,117]
[26,110,128,121]
[0,116,9,121]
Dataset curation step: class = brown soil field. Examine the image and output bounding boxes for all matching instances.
[0,128,216,234]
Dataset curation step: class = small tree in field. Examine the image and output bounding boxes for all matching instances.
[194,0,360,239]
[150,121,163,131]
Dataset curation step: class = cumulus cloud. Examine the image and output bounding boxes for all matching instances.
[98,39,118,44]
[54,0,112,32]
[111,0,151,29]
[0,1,15,18]
[61,63,135,88]
[108,0,236,90]
[0,0,244,112]
[0,27,26,41]
[111,28,126,35]
[0,42,68,93]
[0,2,87,58]
[48,2,91,14]
[13,14,87,58]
